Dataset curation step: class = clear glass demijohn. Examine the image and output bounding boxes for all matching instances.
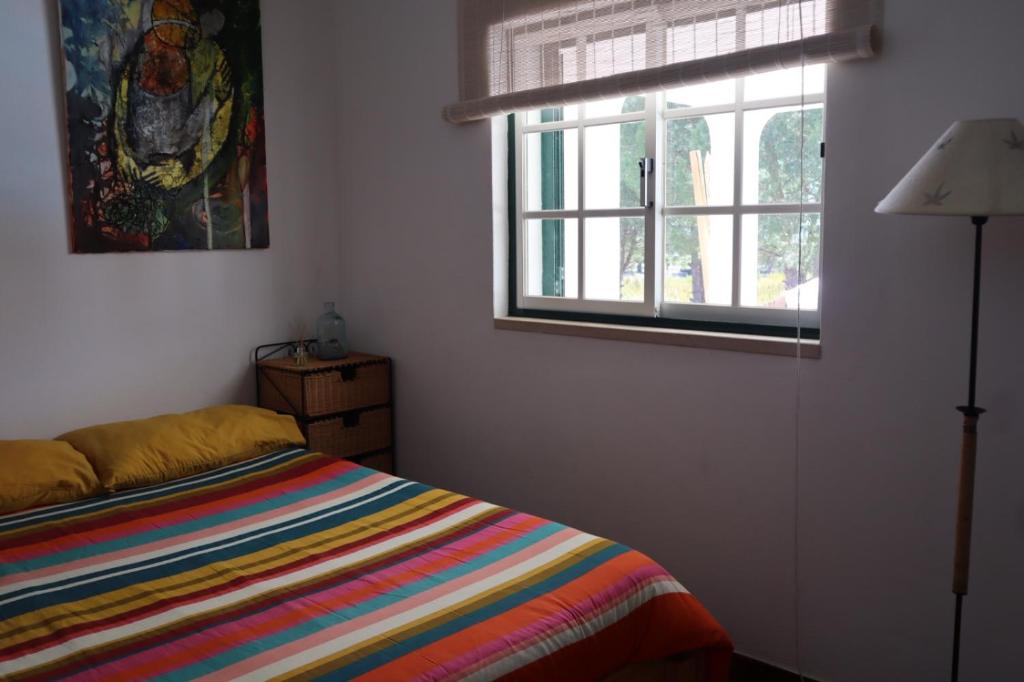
[315,302,349,360]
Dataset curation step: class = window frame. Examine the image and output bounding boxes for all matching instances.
[507,74,825,340]
[516,101,654,318]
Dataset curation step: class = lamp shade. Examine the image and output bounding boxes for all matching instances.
[876,118,1024,216]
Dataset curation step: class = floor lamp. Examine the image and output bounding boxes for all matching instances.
[876,118,1024,682]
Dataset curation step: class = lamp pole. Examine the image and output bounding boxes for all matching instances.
[950,215,987,682]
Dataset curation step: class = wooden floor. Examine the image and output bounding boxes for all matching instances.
[730,654,820,682]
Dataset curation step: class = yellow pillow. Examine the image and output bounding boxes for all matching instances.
[0,440,103,514]
[59,405,306,492]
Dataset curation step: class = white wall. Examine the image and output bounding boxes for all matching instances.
[0,0,342,437]
[332,1,1024,680]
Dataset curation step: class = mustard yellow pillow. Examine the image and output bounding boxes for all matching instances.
[59,405,306,492]
[0,440,103,514]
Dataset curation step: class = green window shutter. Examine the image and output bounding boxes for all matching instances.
[540,108,565,297]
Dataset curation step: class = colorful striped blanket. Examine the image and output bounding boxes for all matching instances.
[0,448,731,681]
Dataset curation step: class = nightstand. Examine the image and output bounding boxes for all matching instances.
[256,351,394,474]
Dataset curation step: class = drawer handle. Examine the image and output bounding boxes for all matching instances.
[340,366,358,382]
[342,412,360,428]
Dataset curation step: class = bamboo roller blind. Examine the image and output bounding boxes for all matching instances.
[445,0,878,122]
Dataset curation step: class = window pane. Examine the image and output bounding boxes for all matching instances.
[740,213,820,310]
[526,105,579,125]
[584,218,644,302]
[665,113,735,207]
[525,219,578,298]
[525,128,578,211]
[664,215,733,305]
[585,94,646,119]
[585,120,646,209]
[744,64,825,101]
[666,79,735,110]
[742,104,823,205]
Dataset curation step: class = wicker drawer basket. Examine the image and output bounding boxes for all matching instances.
[259,357,390,418]
[305,407,392,459]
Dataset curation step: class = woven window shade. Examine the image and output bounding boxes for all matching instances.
[445,0,878,123]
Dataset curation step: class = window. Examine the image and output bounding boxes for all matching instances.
[510,64,825,338]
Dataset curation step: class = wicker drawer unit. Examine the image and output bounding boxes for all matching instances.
[257,352,394,474]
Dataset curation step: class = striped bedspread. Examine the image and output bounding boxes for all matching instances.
[0,448,731,681]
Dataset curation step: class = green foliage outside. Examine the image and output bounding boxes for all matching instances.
[661,117,712,302]
[614,101,822,304]
[616,96,646,298]
[619,104,718,302]
[755,108,823,295]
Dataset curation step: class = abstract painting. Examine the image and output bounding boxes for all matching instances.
[58,0,269,252]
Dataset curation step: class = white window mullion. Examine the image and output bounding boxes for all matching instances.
[514,113,527,310]
[524,111,644,133]
[524,111,643,131]
[525,208,645,220]
[664,203,822,216]
[520,296,652,317]
[731,77,744,309]
[661,94,823,122]
[648,92,662,316]
[659,301,820,328]
[577,108,586,300]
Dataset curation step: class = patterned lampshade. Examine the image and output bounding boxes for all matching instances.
[876,118,1024,216]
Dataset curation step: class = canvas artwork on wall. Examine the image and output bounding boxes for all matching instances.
[58,0,269,252]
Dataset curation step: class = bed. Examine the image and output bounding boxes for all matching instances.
[0,446,731,680]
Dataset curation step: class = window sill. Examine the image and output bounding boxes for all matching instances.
[494,317,821,359]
